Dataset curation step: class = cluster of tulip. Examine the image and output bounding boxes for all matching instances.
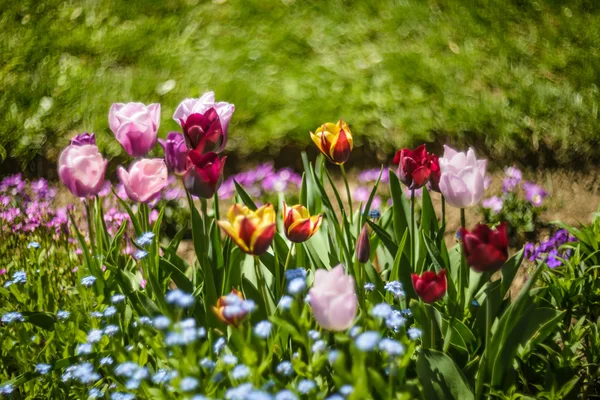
[58,92,232,204]
[57,89,511,334]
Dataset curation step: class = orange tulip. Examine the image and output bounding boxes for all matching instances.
[309,119,353,164]
[212,288,248,326]
[282,203,322,243]
[217,204,276,255]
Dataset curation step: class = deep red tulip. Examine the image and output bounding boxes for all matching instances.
[356,224,371,263]
[393,144,437,190]
[428,154,441,193]
[183,151,226,199]
[460,223,509,273]
[180,109,226,154]
[411,269,447,303]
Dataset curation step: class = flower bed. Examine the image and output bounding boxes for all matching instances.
[1,92,599,399]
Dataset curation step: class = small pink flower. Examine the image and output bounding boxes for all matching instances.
[109,102,161,157]
[117,159,168,203]
[0,268,6,276]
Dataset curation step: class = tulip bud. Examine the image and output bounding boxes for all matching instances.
[392,144,437,190]
[213,289,249,326]
[159,132,189,175]
[438,145,487,208]
[411,269,447,303]
[282,203,322,243]
[70,132,96,146]
[173,92,234,153]
[356,224,371,263]
[310,119,353,164]
[109,102,161,157]
[117,159,168,203]
[309,265,357,331]
[460,223,508,273]
[217,204,276,255]
[58,144,107,198]
[183,151,226,199]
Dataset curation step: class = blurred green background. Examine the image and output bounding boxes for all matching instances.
[2,0,600,175]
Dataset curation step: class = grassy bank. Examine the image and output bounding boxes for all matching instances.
[2,0,600,172]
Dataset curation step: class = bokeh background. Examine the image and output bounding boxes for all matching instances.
[2,0,600,176]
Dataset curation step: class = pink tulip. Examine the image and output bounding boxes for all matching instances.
[172,92,234,153]
[58,144,107,198]
[109,102,161,157]
[117,159,168,203]
[438,145,487,208]
[309,265,357,331]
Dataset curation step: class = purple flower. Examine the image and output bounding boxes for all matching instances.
[524,243,536,261]
[159,132,189,175]
[70,132,96,146]
[481,196,503,214]
[523,182,548,207]
[546,249,562,268]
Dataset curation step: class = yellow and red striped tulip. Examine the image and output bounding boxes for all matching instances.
[309,119,353,165]
[217,204,276,255]
[282,203,322,243]
[212,288,247,326]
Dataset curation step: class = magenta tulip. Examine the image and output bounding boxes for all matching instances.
[58,144,107,198]
[183,151,226,199]
[172,92,234,153]
[159,132,189,175]
[109,102,161,157]
[309,265,357,331]
[117,159,168,203]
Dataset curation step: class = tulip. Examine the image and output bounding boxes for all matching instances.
[173,92,234,153]
[356,224,371,263]
[460,223,509,273]
[117,159,168,203]
[109,102,161,157]
[213,289,248,326]
[282,203,322,243]
[58,144,107,198]
[428,154,441,192]
[438,145,487,208]
[217,204,276,255]
[183,151,226,199]
[159,132,189,175]
[309,265,357,331]
[70,132,96,146]
[411,269,447,303]
[393,144,438,190]
[310,119,353,165]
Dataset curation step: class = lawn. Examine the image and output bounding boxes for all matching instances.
[2,0,600,173]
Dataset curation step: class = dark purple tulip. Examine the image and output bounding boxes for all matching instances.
[159,132,189,175]
[70,132,96,146]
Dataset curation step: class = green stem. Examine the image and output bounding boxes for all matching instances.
[254,256,273,316]
[460,208,466,230]
[411,188,416,267]
[340,164,353,223]
[441,195,446,232]
[213,190,221,221]
[485,284,492,350]
[280,244,293,296]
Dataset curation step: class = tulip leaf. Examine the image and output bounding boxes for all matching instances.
[367,220,398,256]
[389,170,411,258]
[324,168,347,220]
[159,258,193,294]
[360,166,384,226]
[114,190,143,237]
[301,151,321,214]
[233,179,258,211]
[417,349,474,400]
[500,249,524,299]
[21,312,57,331]
[242,276,268,322]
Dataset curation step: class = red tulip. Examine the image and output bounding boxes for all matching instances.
[356,224,371,264]
[411,269,447,303]
[183,151,226,199]
[460,223,509,273]
[428,154,441,193]
[393,144,437,190]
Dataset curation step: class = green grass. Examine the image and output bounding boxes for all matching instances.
[2,0,600,171]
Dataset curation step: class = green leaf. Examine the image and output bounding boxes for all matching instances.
[360,166,383,226]
[367,219,398,255]
[159,258,193,293]
[417,349,474,400]
[389,170,410,257]
[115,191,143,237]
[234,179,258,210]
[22,312,57,331]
